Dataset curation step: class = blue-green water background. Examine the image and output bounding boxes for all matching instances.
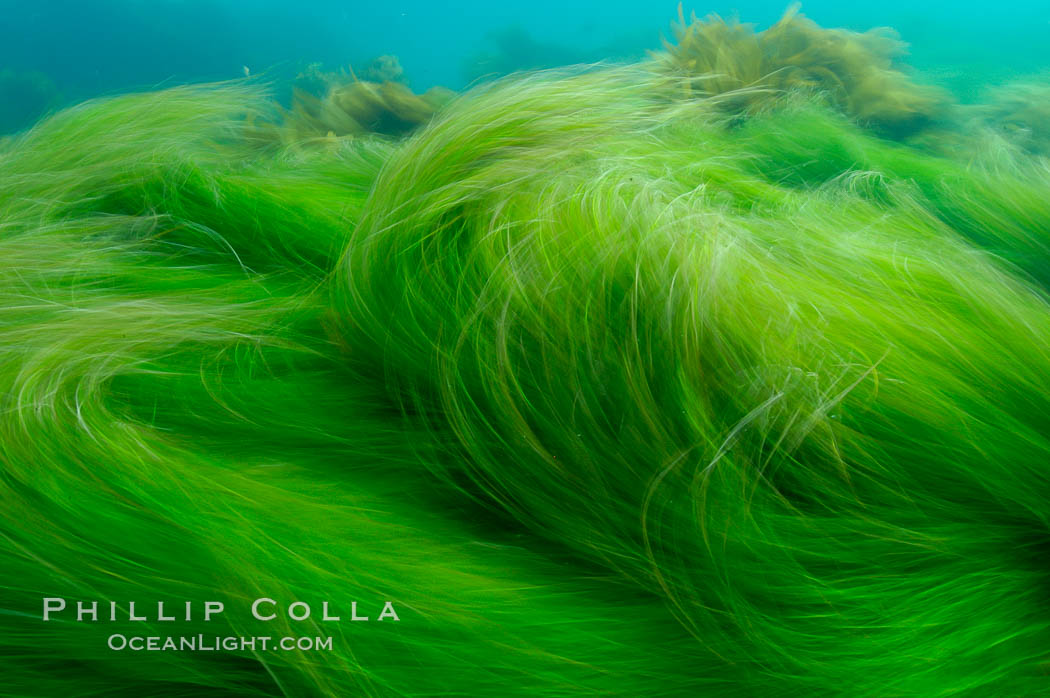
[0,1,1047,130]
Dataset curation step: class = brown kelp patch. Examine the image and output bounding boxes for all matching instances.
[286,62,453,139]
[978,76,1050,156]
[246,60,455,147]
[655,4,948,136]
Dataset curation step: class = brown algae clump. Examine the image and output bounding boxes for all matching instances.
[657,4,947,135]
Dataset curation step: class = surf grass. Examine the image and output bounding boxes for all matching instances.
[2,65,1050,696]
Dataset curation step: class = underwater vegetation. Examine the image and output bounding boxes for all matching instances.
[4,10,1050,698]
[0,68,61,134]
[362,54,407,84]
[656,5,948,136]
[268,61,454,143]
[977,75,1050,156]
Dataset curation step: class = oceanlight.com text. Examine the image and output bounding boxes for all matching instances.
[107,634,334,652]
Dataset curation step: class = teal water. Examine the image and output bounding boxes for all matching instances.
[1,1,1047,133]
